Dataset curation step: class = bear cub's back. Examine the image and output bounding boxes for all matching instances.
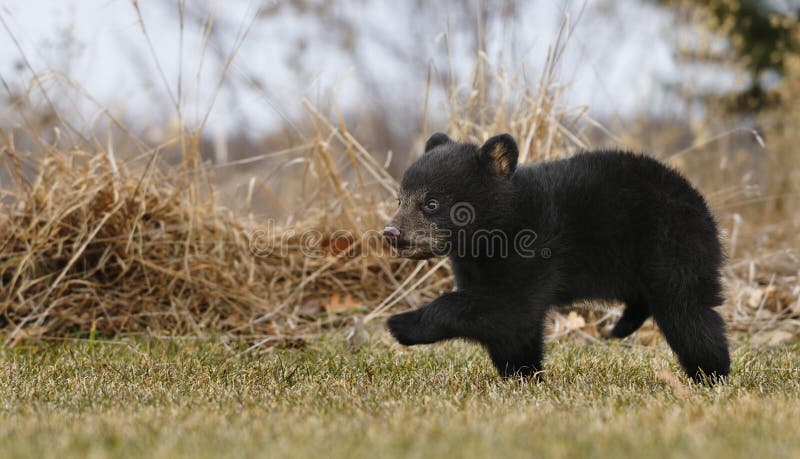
[511,151,722,298]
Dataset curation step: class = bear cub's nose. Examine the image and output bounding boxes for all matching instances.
[383,226,401,245]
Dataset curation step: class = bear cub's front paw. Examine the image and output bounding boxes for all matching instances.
[386,310,425,346]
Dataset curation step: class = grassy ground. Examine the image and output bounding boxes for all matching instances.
[1,336,800,459]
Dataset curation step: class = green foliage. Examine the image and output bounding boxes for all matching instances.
[658,0,799,111]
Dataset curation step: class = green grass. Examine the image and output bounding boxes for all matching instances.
[2,336,800,459]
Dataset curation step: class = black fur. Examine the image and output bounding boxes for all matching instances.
[386,133,730,383]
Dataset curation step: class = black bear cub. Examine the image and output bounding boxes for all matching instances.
[384,133,730,383]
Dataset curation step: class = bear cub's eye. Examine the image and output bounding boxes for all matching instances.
[422,199,440,213]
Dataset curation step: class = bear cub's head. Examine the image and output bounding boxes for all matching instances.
[383,132,519,259]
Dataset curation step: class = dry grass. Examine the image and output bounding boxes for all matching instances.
[0,96,461,346]
[0,134,432,345]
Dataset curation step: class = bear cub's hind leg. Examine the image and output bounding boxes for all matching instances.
[651,296,730,383]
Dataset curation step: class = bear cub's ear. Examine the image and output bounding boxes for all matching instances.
[424,132,452,153]
[479,134,518,176]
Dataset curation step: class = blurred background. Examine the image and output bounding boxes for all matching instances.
[2,1,798,205]
[1,0,714,133]
[0,0,797,343]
